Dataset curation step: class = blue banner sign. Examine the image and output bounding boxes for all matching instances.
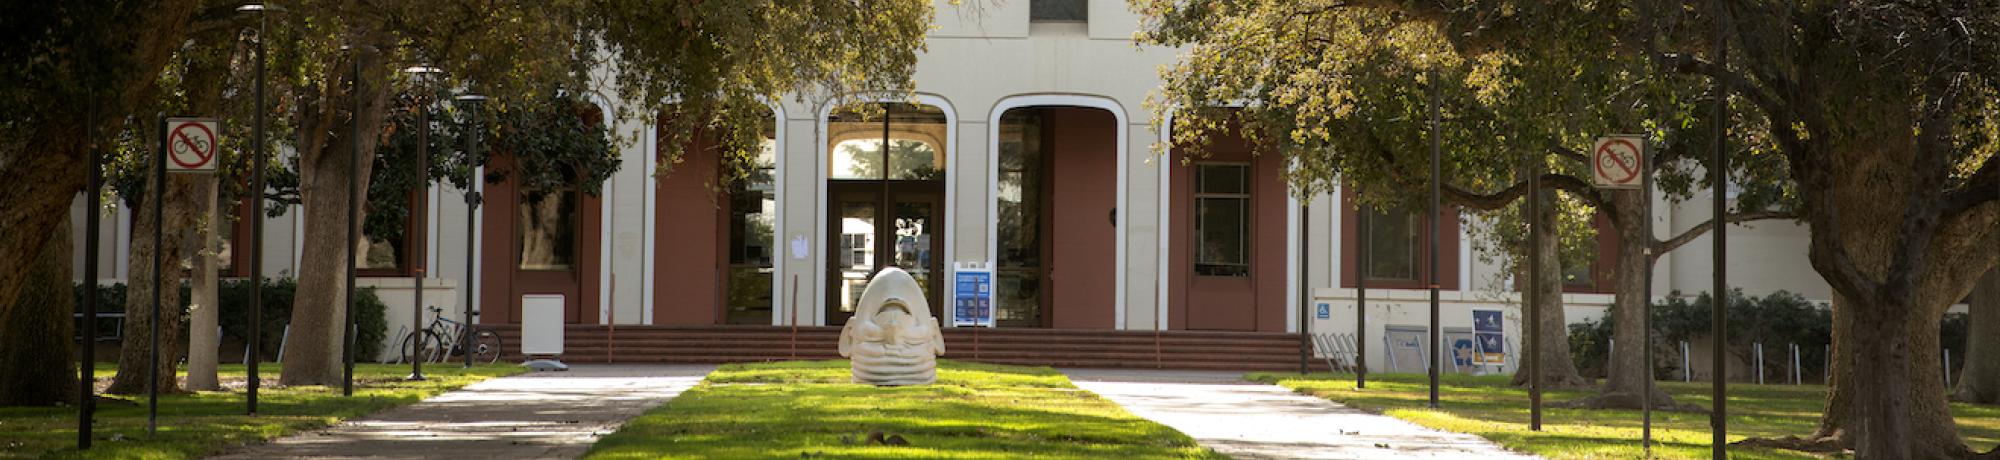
[954,266,993,327]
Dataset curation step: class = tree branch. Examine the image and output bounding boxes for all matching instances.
[1654,210,1798,255]
[1941,153,2000,222]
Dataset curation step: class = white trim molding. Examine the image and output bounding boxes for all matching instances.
[589,93,615,324]
[765,99,789,326]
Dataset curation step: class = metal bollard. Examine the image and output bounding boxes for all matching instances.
[1755,342,1765,385]
[1682,341,1692,382]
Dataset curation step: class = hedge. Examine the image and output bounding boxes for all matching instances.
[1568,289,1970,383]
[75,279,387,361]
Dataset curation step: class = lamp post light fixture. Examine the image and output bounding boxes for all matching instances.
[403,65,444,381]
[453,93,486,369]
[235,1,283,416]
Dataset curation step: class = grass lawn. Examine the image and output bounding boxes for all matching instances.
[585,359,1224,459]
[0,362,520,459]
[1247,372,2000,459]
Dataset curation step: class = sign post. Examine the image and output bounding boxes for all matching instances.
[152,117,219,436]
[1596,134,1653,451]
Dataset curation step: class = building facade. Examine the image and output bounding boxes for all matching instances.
[70,0,1845,370]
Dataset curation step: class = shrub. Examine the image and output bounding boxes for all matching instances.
[74,279,387,361]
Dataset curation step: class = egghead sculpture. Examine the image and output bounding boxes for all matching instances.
[838,267,946,386]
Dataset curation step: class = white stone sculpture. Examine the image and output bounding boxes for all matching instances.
[838,267,946,386]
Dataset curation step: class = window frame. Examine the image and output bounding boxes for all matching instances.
[357,189,427,278]
[1562,212,1622,294]
[1029,0,1089,22]
[515,185,580,272]
[1193,162,1252,278]
[1358,207,1423,283]
[1338,185,1462,290]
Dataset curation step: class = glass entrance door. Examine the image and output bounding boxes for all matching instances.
[827,184,942,325]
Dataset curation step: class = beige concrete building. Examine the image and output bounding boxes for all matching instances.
[70,0,1854,370]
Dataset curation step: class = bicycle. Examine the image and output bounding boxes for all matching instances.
[400,306,505,365]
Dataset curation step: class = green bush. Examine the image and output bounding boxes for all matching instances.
[74,279,387,361]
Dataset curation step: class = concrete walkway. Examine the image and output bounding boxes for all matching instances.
[209,364,713,460]
[1062,369,1539,460]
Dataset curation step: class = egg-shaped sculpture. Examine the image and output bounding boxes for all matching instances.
[838,267,946,386]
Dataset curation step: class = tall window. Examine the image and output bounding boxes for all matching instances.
[518,187,577,270]
[1194,163,1250,277]
[996,110,1046,325]
[1031,0,1087,22]
[1362,208,1421,282]
[725,131,779,323]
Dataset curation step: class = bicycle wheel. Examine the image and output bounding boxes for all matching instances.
[470,330,504,364]
[430,326,460,364]
[399,330,442,365]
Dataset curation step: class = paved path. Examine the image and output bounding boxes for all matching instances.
[1062,369,1539,459]
[210,364,713,460]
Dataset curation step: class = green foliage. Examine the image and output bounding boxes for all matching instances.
[0,363,519,459]
[366,88,619,248]
[591,0,934,183]
[73,279,388,361]
[586,360,1225,459]
[1130,1,1801,306]
[1248,372,2000,459]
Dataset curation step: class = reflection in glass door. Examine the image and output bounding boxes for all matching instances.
[833,196,878,321]
[891,196,938,313]
[825,187,942,325]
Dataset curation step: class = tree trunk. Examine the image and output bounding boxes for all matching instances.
[0,150,85,327]
[1512,186,1592,389]
[1955,269,2000,404]
[1843,290,1968,458]
[185,177,221,391]
[105,168,202,395]
[1789,108,1999,458]
[0,217,80,406]
[279,48,389,386]
[1579,189,1684,409]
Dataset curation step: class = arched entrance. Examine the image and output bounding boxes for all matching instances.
[823,102,950,326]
[990,105,1121,328]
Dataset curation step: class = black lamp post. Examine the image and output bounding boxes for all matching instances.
[235,2,282,415]
[454,93,485,369]
[342,43,366,397]
[1426,67,1442,409]
[79,92,101,450]
[403,65,443,381]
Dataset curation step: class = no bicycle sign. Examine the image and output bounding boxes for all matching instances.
[1591,135,1644,189]
[166,118,221,172]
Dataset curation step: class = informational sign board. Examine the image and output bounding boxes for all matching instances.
[1591,135,1645,189]
[1316,302,1330,320]
[1445,327,1476,370]
[1473,309,1506,364]
[952,262,994,327]
[165,118,221,172]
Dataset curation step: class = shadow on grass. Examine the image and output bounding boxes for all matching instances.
[0,363,519,460]
[1246,372,2000,460]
